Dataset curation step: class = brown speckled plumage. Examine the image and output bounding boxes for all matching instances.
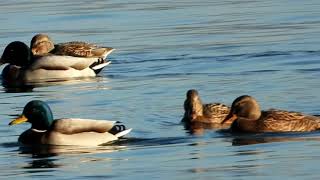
[31,34,55,56]
[223,95,320,132]
[182,89,230,124]
[52,41,114,58]
[31,34,114,58]
[258,110,320,132]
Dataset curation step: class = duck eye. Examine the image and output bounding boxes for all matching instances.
[30,108,40,115]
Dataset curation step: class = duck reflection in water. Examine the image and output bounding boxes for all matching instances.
[18,143,126,158]
[1,75,110,93]
[17,144,126,173]
[228,132,320,146]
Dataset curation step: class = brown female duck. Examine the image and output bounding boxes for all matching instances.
[221,95,320,132]
[182,89,230,125]
[30,33,114,59]
[30,34,55,55]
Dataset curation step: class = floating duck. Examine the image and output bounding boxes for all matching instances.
[0,35,113,83]
[30,34,114,59]
[9,100,131,146]
[182,89,230,125]
[221,95,320,132]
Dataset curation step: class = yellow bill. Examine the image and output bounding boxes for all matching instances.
[9,114,28,125]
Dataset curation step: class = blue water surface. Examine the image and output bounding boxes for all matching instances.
[1,0,320,179]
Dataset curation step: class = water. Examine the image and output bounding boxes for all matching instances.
[1,0,320,179]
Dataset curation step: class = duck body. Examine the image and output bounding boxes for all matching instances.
[18,119,129,146]
[222,95,320,133]
[182,89,230,125]
[231,109,320,133]
[9,100,131,146]
[3,55,109,84]
[23,55,110,82]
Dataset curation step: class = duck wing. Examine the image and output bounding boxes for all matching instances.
[52,41,114,59]
[202,103,230,123]
[262,109,320,132]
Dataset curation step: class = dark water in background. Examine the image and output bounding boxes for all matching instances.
[1,0,320,179]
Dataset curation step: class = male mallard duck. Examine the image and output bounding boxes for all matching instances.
[9,100,131,146]
[221,95,320,132]
[182,89,230,125]
[0,41,111,83]
[30,34,114,59]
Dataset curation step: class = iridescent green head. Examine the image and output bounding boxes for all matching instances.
[9,100,54,130]
[0,41,31,67]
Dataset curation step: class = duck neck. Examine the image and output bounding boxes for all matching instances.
[190,97,203,117]
[232,118,260,133]
[183,97,203,121]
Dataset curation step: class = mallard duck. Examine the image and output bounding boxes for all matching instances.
[30,34,114,59]
[0,41,111,83]
[30,34,55,56]
[9,100,132,146]
[182,89,230,125]
[221,95,320,132]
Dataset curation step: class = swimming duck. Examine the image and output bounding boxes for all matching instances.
[30,33,114,59]
[182,89,230,125]
[9,100,132,146]
[0,41,111,84]
[221,95,320,132]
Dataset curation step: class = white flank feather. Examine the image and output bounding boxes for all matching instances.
[92,61,111,70]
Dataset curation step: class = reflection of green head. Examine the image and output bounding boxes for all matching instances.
[0,41,31,67]
[9,100,54,130]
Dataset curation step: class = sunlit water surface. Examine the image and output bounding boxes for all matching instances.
[1,0,320,179]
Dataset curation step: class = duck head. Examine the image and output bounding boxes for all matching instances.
[0,41,31,67]
[9,100,54,131]
[184,89,203,121]
[221,95,261,124]
[30,34,54,55]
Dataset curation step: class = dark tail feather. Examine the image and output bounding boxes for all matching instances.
[89,58,111,74]
[109,124,127,135]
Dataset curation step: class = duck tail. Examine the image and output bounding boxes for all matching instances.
[89,59,111,74]
[109,124,132,138]
[114,128,132,138]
